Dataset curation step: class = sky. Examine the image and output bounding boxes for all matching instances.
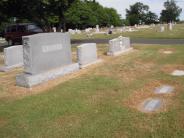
[96,0,184,20]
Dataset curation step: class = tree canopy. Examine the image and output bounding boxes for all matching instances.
[0,0,122,31]
[160,0,182,23]
[126,2,158,25]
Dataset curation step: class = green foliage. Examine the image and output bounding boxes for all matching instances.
[0,0,122,31]
[160,0,182,23]
[104,8,122,26]
[65,0,122,29]
[126,2,158,25]
[145,11,158,24]
[65,0,97,29]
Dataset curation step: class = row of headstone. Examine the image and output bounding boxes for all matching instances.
[0,33,131,88]
[160,23,173,32]
[68,29,82,35]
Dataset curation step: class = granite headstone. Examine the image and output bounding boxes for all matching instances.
[16,33,79,87]
[0,45,23,72]
[77,43,102,68]
[107,36,132,56]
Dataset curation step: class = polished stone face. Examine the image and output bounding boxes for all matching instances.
[4,45,23,67]
[22,33,72,75]
[77,43,98,66]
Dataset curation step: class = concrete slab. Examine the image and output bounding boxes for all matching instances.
[154,85,174,94]
[171,70,184,76]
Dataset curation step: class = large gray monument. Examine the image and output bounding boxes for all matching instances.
[107,36,132,56]
[77,43,102,68]
[0,45,23,72]
[16,33,79,88]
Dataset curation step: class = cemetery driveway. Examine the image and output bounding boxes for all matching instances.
[71,38,184,45]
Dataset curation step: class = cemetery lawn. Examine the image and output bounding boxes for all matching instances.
[72,24,184,40]
[1,44,184,138]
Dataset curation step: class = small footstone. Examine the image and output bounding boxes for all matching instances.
[142,99,162,112]
[163,51,173,54]
[154,85,174,94]
[171,70,184,76]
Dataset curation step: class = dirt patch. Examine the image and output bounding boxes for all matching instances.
[0,61,104,100]
[159,48,176,54]
[86,90,121,106]
[94,60,155,84]
[114,131,128,138]
[56,114,83,127]
[0,118,7,128]
[123,80,180,113]
[161,64,184,74]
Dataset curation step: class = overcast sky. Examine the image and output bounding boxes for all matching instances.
[96,0,184,20]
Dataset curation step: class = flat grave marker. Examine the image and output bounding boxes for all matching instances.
[140,98,162,112]
[154,85,174,94]
[171,70,184,76]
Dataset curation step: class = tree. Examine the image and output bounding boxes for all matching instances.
[1,0,48,28]
[160,0,182,22]
[126,2,149,25]
[0,0,122,30]
[145,11,158,24]
[86,1,109,27]
[104,8,122,26]
[65,0,122,28]
[0,0,76,31]
[65,0,97,29]
[42,0,76,31]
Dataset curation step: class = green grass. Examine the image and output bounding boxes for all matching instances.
[72,24,184,40]
[0,45,184,137]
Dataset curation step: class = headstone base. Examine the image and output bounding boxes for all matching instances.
[79,59,103,69]
[107,48,133,56]
[0,63,23,72]
[16,63,79,88]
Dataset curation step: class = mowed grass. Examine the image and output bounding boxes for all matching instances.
[0,45,184,137]
[72,24,184,40]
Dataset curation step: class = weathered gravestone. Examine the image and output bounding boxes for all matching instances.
[168,23,173,31]
[160,26,165,32]
[77,43,102,68]
[96,25,100,33]
[0,45,23,72]
[107,36,132,56]
[16,33,79,88]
